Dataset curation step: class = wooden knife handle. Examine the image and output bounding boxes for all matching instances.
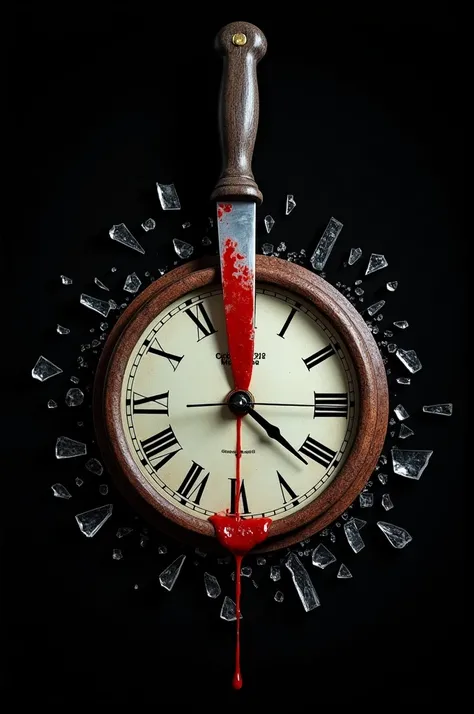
[210,21,267,205]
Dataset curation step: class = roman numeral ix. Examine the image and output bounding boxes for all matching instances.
[313,392,348,418]
[184,302,217,341]
[140,426,182,471]
[302,344,336,370]
[177,461,210,505]
[299,435,337,468]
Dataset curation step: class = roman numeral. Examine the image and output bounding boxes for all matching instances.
[277,306,298,338]
[229,479,250,514]
[177,461,210,505]
[313,392,348,418]
[277,472,298,504]
[299,435,336,468]
[140,426,181,470]
[184,302,217,341]
[302,344,336,370]
[147,339,183,371]
[131,391,169,415]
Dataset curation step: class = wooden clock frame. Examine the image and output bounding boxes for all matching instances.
[93,256,389,553]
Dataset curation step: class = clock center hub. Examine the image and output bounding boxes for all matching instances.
[227,389,253,416]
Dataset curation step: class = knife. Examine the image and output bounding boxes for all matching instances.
[211,21,267,393]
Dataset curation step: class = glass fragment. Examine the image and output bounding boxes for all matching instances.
[365,253,388,275]
[61,275,73,285]
[348,247,362,265]
[75,504,113,537]
[204,572,221,599]
[94,277,109,291]
[422,403,453,416]
[396,348,422,374]
[359,492,374,508]
[264,215,275,233]
[65,387,84,407]
[394,404,409,421]
[399,423,414,439]
[270,565,281,582]
[157,182,181,210]
[80,294,111,318]
[261,242,274,255]
[382,493,394,511]
[377,521,412,549]
[285,553,320,612]
[387,281,398,292]
[220,596,242,621]
[56,324,70,335]
[337,563,352,579]
[393,320,409,329]
[173,238,193,259]
[285,194,296,215]
[397,377,411,385]
[99,484,108,496]
[311,543,336,569]
[141,218,156,231]
[367,300,385,317]
[123,272,142,294]
[109,223,145,253]
[344,519,365,553]
[55,436,87,459]
[51,483,72,499]
[159,554,186,591]
[391,447,433,480]
[310,217,343,271]
[32,356,63,382]
[274,590,284,603]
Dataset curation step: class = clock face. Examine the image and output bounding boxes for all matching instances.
[120,283,359,522]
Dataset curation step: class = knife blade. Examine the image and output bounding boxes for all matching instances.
[211,22,267,392]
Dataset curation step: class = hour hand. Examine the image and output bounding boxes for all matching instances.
[246,408,308,465]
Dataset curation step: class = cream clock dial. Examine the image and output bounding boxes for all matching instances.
[121,283,358,521]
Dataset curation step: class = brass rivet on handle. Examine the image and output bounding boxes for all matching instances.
[232,32,247,46]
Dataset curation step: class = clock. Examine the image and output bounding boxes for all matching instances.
[94,255,388,552]
[93,20,389,555]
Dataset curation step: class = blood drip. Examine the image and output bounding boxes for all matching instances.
[209,417,272,690]
[220,236,255,392]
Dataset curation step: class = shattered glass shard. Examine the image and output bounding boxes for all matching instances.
[32,356,63,382]
[381,493,394,511]
[394,404,409,421]
[337,563,352,579]
[55,436,87,459]
[70,376,79,384]
[310,217,343,271]
[116,527,133,538]
[285,552,320,612]
[158,545,168,555]
[367,300,385,317]
[264,215,275,233]
[108,299,118,310]
[94,277,109,291]
[80,294,111,318]
[399,423,414,439]
[378,472,388,485]
[220,596,242,621]
[344,519,365,553]
[141,218,156,231]
[61,275,73,285]
[99,484,109,495]
[311,543,336,569]
[396,348,422,374]
[256,557,266,566]
[391,447,433,479]
[173,238,194,259]
[348,247,362,265]
[241,566,252,578]
[157,182,181,210]
[387,343,398,353]
[47,399,58,409]
[393,320,409,329]
[123,272,142,294]
[359,492,374,508]
[65,388,84,407]
[51,483,72,499]
[397,377,411,385]
[77,477,85,487]
[270,565,281,582]
[109,223,145,254]
[365,253,388,275]
[182,221,191,229]
[285,194,296,215]
[423,403,453,416]
[203,572,221,599]
[355,287,364,296]
[56,324,70,335]
[274,590,284,603]
[276,242,286,252]
[159,554,186,591]
[261,242,274,255]
[353,518,367,530]
[377,521,412,548]
[387,281,398,292]
[112,549,123,560]
[75,504,113,537]
[202,236,212,246]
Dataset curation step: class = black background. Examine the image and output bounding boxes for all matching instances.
[5,7,466,704]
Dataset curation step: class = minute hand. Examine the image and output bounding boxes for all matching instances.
[246,408,308,465]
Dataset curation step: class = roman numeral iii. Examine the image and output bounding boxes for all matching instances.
[140,426,182,470]
[313,392,348,418]
[184,303,217,341]
[177,461,210,505]
[299,435,336,468]
[302,344,336,370]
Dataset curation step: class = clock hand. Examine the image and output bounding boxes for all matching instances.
[246,408,308,465]
[187,401,315,408]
